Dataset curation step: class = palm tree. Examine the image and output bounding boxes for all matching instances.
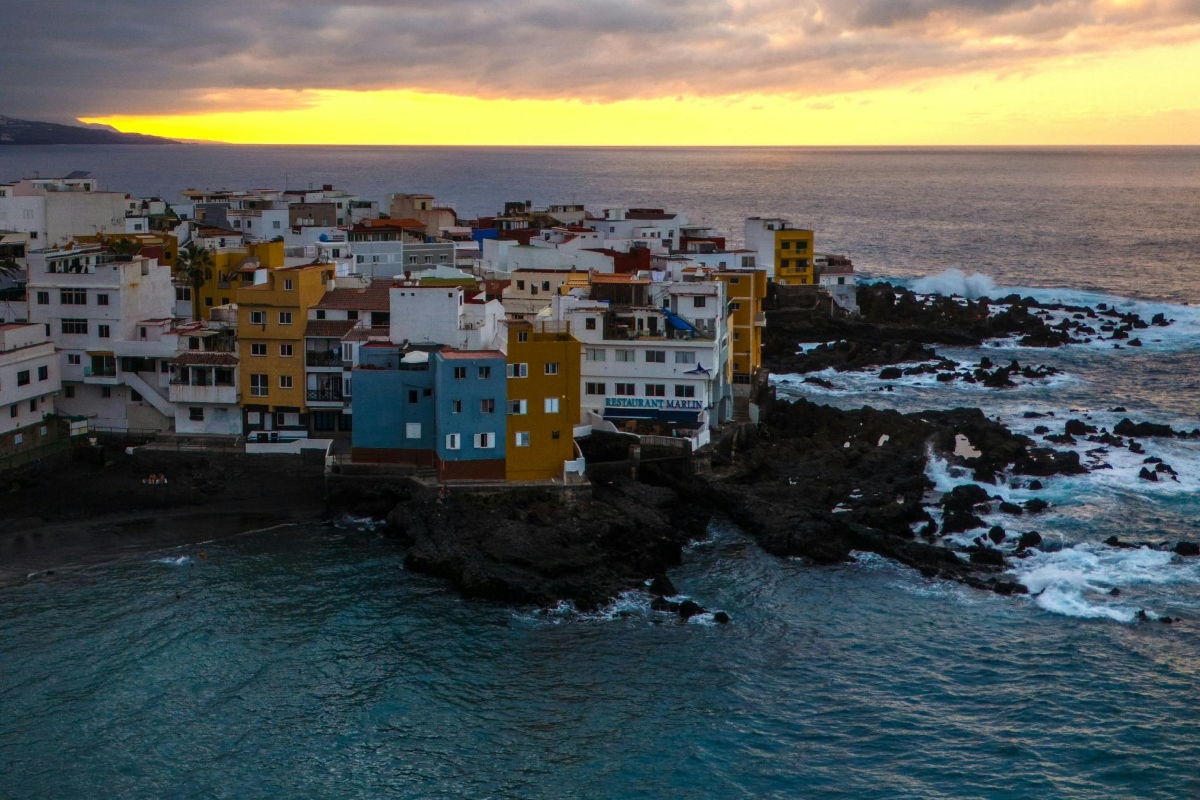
[0,254,23,284]
[176,242,215,321]
[109,238,143,258]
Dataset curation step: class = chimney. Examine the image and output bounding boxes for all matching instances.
[323,184,333,192]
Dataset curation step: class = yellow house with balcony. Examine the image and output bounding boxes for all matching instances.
[775,227,815,286]
[716,268,768,384]
[503,319,582,481]
[236,262,330,438]
[195,239,286,315]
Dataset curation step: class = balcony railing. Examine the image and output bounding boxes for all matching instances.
[306,351,344,367]
[83,366,117,378]
[307,388,344,402]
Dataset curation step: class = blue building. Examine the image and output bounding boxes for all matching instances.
[350,344,438,464]
[351,344,508,480]
[433,349,507,481]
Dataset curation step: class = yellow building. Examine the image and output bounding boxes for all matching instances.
[194,239,286,314]
[775,227,815,286]
[503,319,582,481]
[236,262,331,437]
[716,268,768,385]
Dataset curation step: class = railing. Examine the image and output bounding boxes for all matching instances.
[305,351,343,367]
[83,366,117,378]
[307,388,344,402]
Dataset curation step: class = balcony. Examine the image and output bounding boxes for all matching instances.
[82,364,118,385]
[307,387,344,403]
[169,382,238,405]
[754,312,767,327]
[306,351,344,368]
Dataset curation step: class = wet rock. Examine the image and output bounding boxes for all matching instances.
[992,580,1028,595]
[1128,338,1142,347]
[1128,441,1145,454]
[1109,587,1121,596]
[1173,542,1200,557]
[969,547,1006,566]
[1064,419,1097,436]
[1028,480,1043,490]
[1115,418,1177,438]
[878,367,904,380]
[1033,426,1050,435]
[648,576,678,597]
[1017,531,1043,550]
[1045,433,1076,445]
[712,611,731,624]
[1105,535,1135,549]
[998,501,1024,516]
[1138,467,1159,482]
[1025,498,1049,514]
[1110,406,1127,413]
[803,377,836,389]
[677,599,704,620]
[988,526,1007,544]
[651,596,679,612]
[1161,616,1175,624]
[1023,411,1046,419]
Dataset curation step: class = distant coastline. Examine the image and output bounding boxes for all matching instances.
[0,115,178,145]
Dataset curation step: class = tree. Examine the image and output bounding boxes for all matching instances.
[109,238,143,258]
[0,254,23,283]
[176,242,215,321]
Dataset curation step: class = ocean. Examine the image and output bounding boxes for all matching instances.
[2,146,1199,798]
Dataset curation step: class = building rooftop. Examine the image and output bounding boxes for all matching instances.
[315,279,392,310]
[305,320,357,338]
[172,352,238,366]
[438,349,505,360]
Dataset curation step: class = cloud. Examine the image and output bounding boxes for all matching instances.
[2,0,1199,120]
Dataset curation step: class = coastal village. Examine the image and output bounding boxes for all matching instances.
[0,172,860,484]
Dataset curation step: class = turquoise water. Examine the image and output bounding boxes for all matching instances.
[3,521,1198,799]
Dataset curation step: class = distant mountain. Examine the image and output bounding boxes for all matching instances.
[0,115,178,145]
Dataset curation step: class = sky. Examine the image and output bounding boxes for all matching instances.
[2,0,1200,145]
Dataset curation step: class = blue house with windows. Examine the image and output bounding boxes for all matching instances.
[433,349,507,481]
[350,343,438,464]
[351,344,508,479]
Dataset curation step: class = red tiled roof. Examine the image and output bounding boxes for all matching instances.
[172,352,238,366]
[305,320,357,338]
[438,349,505,360]
[315,279,392,310]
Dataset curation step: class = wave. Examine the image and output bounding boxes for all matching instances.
[1011,543,1196,622]
[910,269,998,300]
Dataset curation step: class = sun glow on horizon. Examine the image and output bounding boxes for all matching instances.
[82,40,1200,146]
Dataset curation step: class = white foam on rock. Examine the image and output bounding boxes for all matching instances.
[911,269,998,300]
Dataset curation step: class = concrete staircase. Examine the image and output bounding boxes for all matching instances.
[122,371,175,420]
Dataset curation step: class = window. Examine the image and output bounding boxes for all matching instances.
[279,375,293,389]
[101,387,112,398]
[406,422,422,439]
[37,365,48,381]
[64,386,75,398]
[36,291,49,305]
[674,384,696,398]
[176,287,191,302]
[693,296,707,308]
[98,324,111,339]
[544,362,559,375]
[516,280,525,290]
[251,343,267,356]
[67,354,81,365]
[645,384,666,397]
[729,276,741,284]
[29,398,37,412]
[284,279,294,291]
[280,344,293,357]
[450,399,462,413]
[250,311,265,325]
[140,327,147,339]
[586,348,606,362]
[674,351,696,364]
[279,312,293,325]
[478,366,491,379]
[17,370,30,386]
[205,298,214,307]
[730,302,741,311]
[473,432,495,449]
[454,366,467,380]
[480,398,495,414]
[615,350,635,362]
[645,350,666,363]
[517,331,529,343]
[9,404,16,419]
[585,318,597,330]
[586,382,606,395]
[408,389,418,404]
[61,319,87,335]
[733,333,740,341]
[189,407,204,421]
[60,289,86,305]
[781,241,791,250]
[615,383,635,396]
[250,374,268,396]
[273,220,281,229]
[445,433,461,450]
[507,363,528,378]
[509,399,527,415]
[97,293,109,306]
[515,432,531,447]
[544,397,560,413]
[541,281,551,291]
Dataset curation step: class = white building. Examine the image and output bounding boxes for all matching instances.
[166,312,241,437]
[0,173,130,249]
[587,208,688,254]
[0,322,61,450]
[501,268,588,319]
[817,257,859,315]
[551,273,732,434]
[26,246,179,431]
[389,281,505,351]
